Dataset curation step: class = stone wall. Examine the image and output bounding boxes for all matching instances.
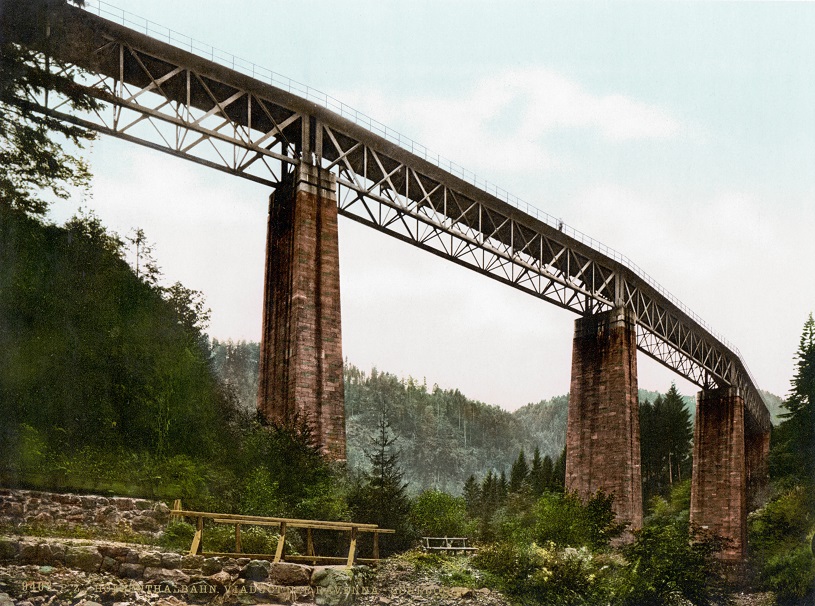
[0,535,368,605]
[0,489,170,535]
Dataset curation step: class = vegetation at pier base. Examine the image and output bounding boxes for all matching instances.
[747,314,815,605]
[639,383,694,506]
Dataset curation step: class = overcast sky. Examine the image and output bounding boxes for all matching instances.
[49,0,815,410]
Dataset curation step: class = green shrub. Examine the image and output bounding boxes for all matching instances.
[749,485,815,603]
[528,491,623,550]
[619,521,729,606]
[473,541,617,605]
[410,490,472,538]
[159,520,196,552]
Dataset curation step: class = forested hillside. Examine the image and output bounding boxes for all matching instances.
[0,207,345,522]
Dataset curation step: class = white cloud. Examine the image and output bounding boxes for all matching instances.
[336,66,681,176]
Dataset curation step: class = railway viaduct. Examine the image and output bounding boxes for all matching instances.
[1,0,772,561]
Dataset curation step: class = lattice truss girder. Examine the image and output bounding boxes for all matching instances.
[23,4,770,432]
[43,35,300,185]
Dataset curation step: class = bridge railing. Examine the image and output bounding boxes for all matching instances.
[80,0,761,394]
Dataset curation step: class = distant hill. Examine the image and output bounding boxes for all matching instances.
[209,343,786,493]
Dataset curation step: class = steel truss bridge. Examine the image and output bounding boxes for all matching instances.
[5,0,770,432]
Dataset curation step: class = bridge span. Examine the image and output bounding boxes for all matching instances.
[2,0,771,560]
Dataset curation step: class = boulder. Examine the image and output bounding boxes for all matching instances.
[18,542,40,564]
[0,538,19,560]
[239,559,270,581]
[450,587,474,599]
[101,556,120,574]
[138,552,163,568]
[268,562,312,586]
[113,498,135,511]
[143,567,191,585]
[207,570,232,588]
[39,542,66,564]
[201,557,224,576]
[98,545,131,560]
[161,552,183,569]
[311,566,353,606]
[181,554,205,569]
[65,546,103,573]
[131,515,160,532]
[119,563,145,579]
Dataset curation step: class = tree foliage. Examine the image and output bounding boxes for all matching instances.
[752,314,815,604]
[640,384,693,508]
[770,313,815,487]
[348,410,413,553]
[0,0,97,216]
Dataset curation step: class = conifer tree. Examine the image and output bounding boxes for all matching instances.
[498,469,509,501]
[529,447,545,496]
[551,447,567,492]
[463,474,481,516]
[541,454,554,492]
[349,410,412,552]
[771,313,815,485]
[509,449,530,493]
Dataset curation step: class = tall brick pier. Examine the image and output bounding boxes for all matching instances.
[690,387,770,561]
[257,163,346,461]
[566,307,643,531]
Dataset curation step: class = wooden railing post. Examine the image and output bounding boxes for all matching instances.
[306,528,314,556]
[189,516,204,555]
[235,523,242,553]
[346,526,358,567]
[274,522,287,563]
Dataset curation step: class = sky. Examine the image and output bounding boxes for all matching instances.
[49,0,815,411]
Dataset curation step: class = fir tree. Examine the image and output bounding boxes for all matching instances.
[529,447,545,496]
[771,313,815,486]
[498,469,509,501]
[541,454,554,492]
[552,447,567,492]
[348,409,412,553]
[463,474,481,517]
[509,449,530,493]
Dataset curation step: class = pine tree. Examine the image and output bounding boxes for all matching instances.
[640,385,693,505]
[509,449,530,493]
[498,469,509,501]
[551,447,567,492]
[348,409,413,553]
[541,455,554,492]
[661,383,693,484]
[481,470,498,515]
[771,314,815,485]
[463,474,481,517]
[529,447,545,496]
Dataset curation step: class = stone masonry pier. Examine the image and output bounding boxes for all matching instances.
[565,307,643,531]
[256,163,346,461]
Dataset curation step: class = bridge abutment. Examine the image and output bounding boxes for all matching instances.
[566,306,643,532]
[690,387,747,561]
[257,162,346,461]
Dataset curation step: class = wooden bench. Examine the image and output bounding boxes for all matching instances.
[421,536,478,554]
[171,504,394,567]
